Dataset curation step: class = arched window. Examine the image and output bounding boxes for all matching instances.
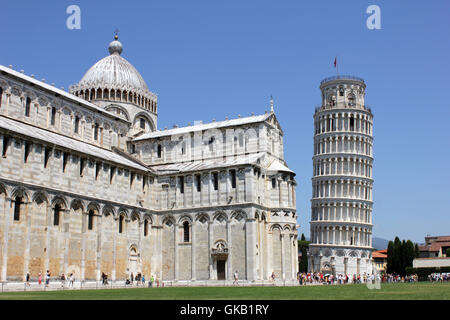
[13,196,23,221]
[183,221,190,242]
[119,214,124,233]
[144,219,148,237]
[0,87,3,107]
[88,210,94,230]
[74,116,80,134]
[53,204,61,226]
[157,144,162,158]
[25,97,31,117]
[140,118,145,129]
[94,123,99,141]
[350,116,355,131]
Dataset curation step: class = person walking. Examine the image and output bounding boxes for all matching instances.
[26,272,31,287]
[60,273,66,288]
[38,272,42,286]
[69,273,74,287]
[233,271,239,285]
[45,270,50,287]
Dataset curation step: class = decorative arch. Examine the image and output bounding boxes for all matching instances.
[195,213,210,224]
[231,210,246,222]
[70,198,84,211]
[178,215,192,225]
[270,224,282,232]
[132,112,155,131]
[102,204,116,218]
[10,187,29,202]
[213,211,227,223]
[86,202,100,213]
[51,195,68,209]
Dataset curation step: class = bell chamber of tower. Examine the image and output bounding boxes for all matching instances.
[309,75,374,278]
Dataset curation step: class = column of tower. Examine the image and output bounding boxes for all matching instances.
[309,75,374,278]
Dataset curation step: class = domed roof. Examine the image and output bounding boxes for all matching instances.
[73,35,150,95]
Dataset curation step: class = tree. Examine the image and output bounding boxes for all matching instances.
[298,233,310,273]
[393,237,402,274]
[415,243,420,258]
[387,241,394,274]
[404,240,416,272]
[446,248,450,258]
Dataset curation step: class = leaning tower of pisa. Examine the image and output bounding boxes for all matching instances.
[309,75,374,278]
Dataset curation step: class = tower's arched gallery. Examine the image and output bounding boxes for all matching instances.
[0,36,298,282]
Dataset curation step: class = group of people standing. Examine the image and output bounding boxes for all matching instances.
[296,272,381,285]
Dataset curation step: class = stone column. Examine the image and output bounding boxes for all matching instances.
[226,218,232,281]
[191,221,196,280]
[174,223,178,281]
[208,221,213,279]
[245,217,257,281]
[281,233,285,280]
[1,198,12,281]
[112,217,117,281]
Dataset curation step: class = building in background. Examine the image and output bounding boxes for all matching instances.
[372,249,387,274]
[417,235,450,258]
[0,36,298,283]
[309,75,374,277]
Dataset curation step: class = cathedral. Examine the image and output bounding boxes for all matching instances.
[0,36,298,283]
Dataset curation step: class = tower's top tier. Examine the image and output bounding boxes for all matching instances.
[317,75,371,114]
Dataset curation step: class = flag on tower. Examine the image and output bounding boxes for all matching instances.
[334,57,337,68]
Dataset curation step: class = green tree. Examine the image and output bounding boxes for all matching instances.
[404,240,416,273]
[446,248,450,258]
[387,241,394,274]
[393,237,402,274]
[415,243,420,258]
[298,233,310,273]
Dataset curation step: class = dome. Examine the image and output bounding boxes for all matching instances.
[70,35,157,112]
[78,36,149,93]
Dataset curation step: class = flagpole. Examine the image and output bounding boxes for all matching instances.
[335,56,339,77]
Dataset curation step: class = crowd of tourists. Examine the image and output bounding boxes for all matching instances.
[295,272,423,285]
[428,273,450,282]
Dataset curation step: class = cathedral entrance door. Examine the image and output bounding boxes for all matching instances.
[217,260,226,280]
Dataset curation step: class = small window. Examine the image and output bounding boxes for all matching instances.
[63,152,68,172]
[44,148,51,168]
[183,221,190,242]
[157,144,162,158]
[110,166,115,184]
[24,142,31,163]
[196,174,201,192]
[272,178,277,189]
[0,87,3,107]
[179,176,184,194]
[95,162,101,180]
[80,158,85,176]
[143,175,147,191]
[230,169,236,189]
[2,136,9,157]
[51,107,56,126]
[88,210,94,230]
[144,219,148,237]
[350,116,355,131]
[140,118,145,129]
[53,204,61,226]
[119,215,124,233]
[25,97,31,117]
[94,123,99,141]
[130,172,135,188]
[13,196,22,221]
[213,172,218,191]
[74,116,80,134]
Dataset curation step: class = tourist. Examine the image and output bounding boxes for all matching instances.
[38,272,42,286]
[60,273,66,288]
[26,272,30,287]
[69,273,74,287]
[233,271,239,285]
[45,270,50,287]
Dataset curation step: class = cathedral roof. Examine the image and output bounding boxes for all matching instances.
[0,116,148,172]
[133,113,274,141]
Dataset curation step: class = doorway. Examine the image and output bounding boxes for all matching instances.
[217,260,226,280]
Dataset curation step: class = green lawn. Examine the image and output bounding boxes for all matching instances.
[0,282,449,300]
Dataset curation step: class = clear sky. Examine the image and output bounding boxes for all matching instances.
[1,0,449,243]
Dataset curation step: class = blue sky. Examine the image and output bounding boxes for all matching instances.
[1,0,449,243]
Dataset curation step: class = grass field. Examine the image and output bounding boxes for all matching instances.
[0,282,449,300]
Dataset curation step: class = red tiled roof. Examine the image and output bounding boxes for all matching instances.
[372,250,387,259]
